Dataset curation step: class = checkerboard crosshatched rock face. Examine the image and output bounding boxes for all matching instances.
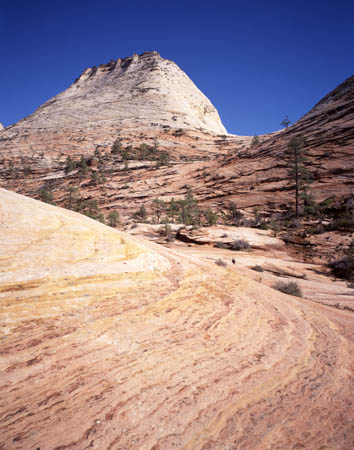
[0,57,353,226]
[2,51,227,138]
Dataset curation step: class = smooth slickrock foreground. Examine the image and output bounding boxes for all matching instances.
[0,188,354,449]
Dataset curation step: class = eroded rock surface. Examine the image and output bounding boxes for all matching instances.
[0,68,353,225]
[0,51,227,161]
[0,188,354,449]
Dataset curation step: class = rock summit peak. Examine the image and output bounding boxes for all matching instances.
[5,51,227,137]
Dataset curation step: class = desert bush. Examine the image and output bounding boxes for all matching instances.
[301,192,320,217]
[66,156,76,172]
[85,211,105,223]
[133,204,148,221]
[215,258,227,267]
[223,202,243,226]
[307,223,325,235]
[38,187,54,204]
[229,239,251,251]
[214,239,251,251]
[328,213,354,231]
[203,208,218,226]
[318,197,336,213]
[267,219,282,235]
[328,256,354,282]
[73,198,105,223]
[158,222,173,237]
[274,281,303,298]
[79,156,89,175]
[177,189,200,225]
[251,135,260,146]
[90,170,106,185]
[111,137,122,154]
[108,211,120,227]
[155,151,170,167]
[23,166,32,176]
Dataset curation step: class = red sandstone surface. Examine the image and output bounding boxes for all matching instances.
[0,189,354,449]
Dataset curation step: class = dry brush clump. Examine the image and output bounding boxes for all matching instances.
[274,281,303,298]
[215,258,227,267]
[328,239,354,282]
[329,256,354,282]
[215,239,251,251]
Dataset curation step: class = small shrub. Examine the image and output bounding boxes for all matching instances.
[223,202,243,226]
[251,135,260,146]
[155,150,170,167]
[307,223,325,235]
[215,258,227,267]
[79,155,89,174]
[328,256,354,282]
[66,156,76,172]
[274,281,303,298]
[108,211,120,227]
[203,208,218,226]
[230,239,251,251]
[133,204,148,221]
[252,265,264,272]
[23,166,32,176]
[90,171,99,185]
[214,239,251,251]
[158,222,173,238]
[111,137,122,154]
[328,213,354,231]
[267,219,282,235]
[38,187,54,204]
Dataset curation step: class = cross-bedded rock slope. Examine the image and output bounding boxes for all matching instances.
[0,51,227,162]
[0,188,353,449]
[204,73,354,209]
[0,68,352,223]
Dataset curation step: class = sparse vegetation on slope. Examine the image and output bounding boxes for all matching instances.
[283,136,313,217]
[274,280,303,298]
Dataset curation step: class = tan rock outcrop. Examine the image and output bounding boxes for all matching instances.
[0,66,352,223]
[1,188,354,449]
[0,52,227,161]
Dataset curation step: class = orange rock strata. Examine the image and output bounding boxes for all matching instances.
[0,189,353,449]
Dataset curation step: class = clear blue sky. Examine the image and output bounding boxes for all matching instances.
[1,0,353,135]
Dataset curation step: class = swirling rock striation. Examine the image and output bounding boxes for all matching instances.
[0,188,353,449]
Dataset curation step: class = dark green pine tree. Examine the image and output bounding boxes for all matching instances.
[151,198,166,224]
[281,116,291,129]
[167,198,179,223]
[284,136,313,217]
[178,189,200,225]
